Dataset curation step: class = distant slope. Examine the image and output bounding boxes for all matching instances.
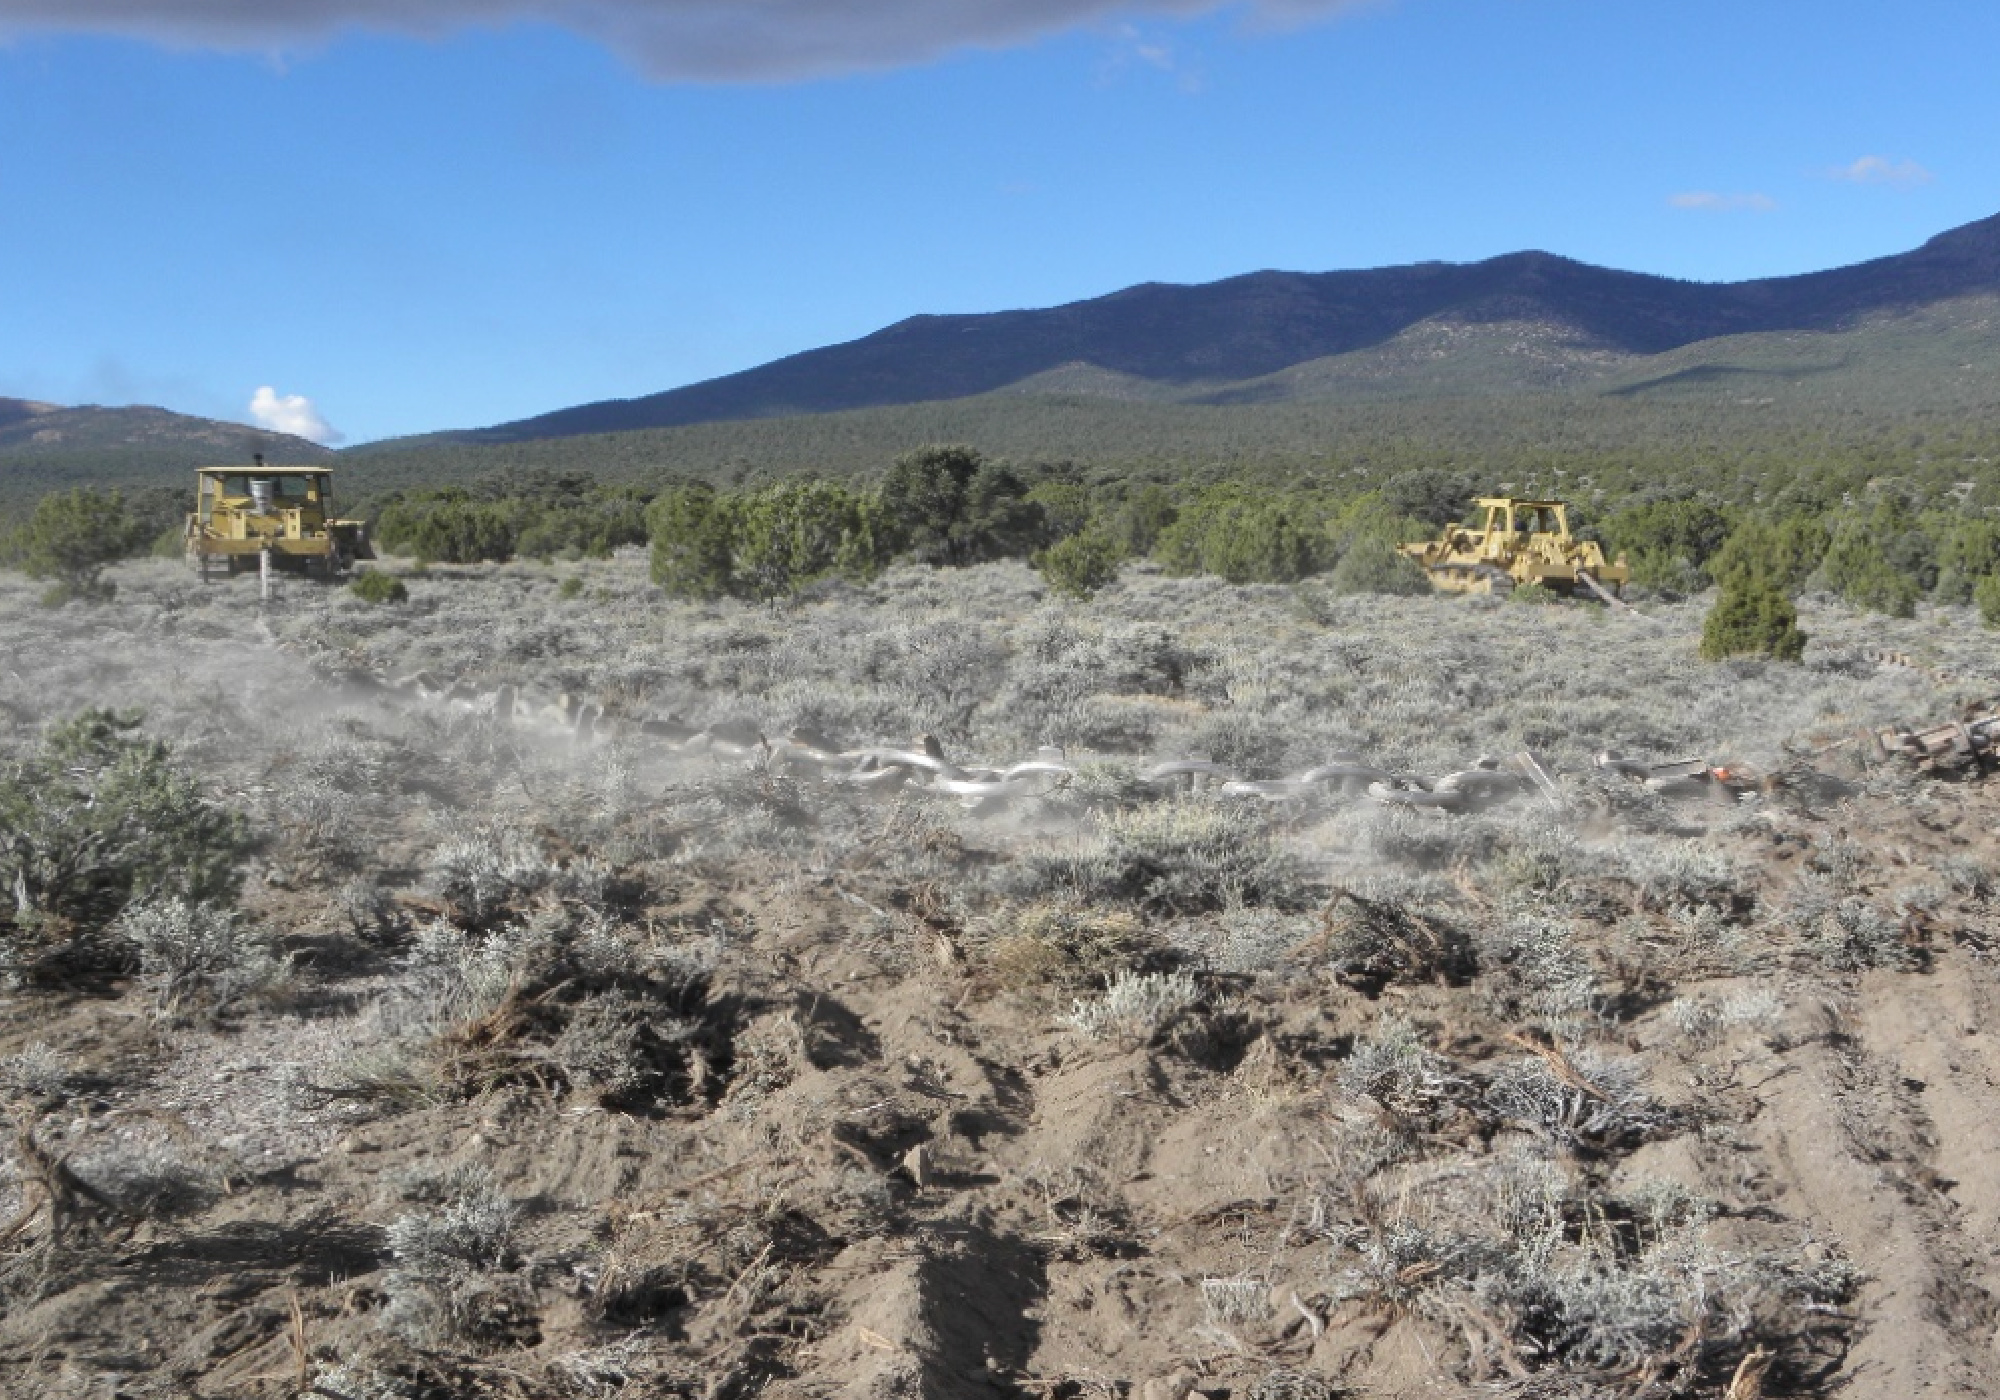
[0,402,331,512]
[0,397,61,433]
[343,294,2000,514]
[443,210,2000,444]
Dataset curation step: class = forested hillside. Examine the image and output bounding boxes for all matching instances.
[442,209,2000,443]
[0,399,330,513]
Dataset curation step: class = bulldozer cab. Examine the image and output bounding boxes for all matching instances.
[1476,498,1570,539]
[196,468,331,524]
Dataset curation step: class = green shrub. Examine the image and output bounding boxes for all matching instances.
[647,483,736,600]
[150,522,189,560]
[350,571,409,605]
[0,710,252,978]
[1379,469,1479,530]
[1700,574,1808,661]
[1934,520,2000,604]
[557,576,585,601]
[1108,483,1179,556]
[878,444,1047,566]
[1708,515,1826,597]
[1153,487,1326,584]
[373,489,520,563]
[11,487,150,602]
[1034,529,1125,599]
[1599,496,1734,591]
[1025,480,1092,540]
[1976,572,2000,629]
[730,479,888,600]
[648,479,888,601]
[1817,521,1920,617]
[1325,535,1431,596]
[373,475,650,564]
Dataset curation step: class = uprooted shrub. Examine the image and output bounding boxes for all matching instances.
[981,900,1159,999]
[1483,1046,1670,1153]
[1336,1016,1484,1134]
[0,709,253,982]
[1320,888,1477,994]
[332,908,731,1111]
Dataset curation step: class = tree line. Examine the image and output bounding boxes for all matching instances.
[4,451,1998,662]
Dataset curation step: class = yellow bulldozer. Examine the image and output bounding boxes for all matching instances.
[184,460,374,581]
[1398,497,1629,600]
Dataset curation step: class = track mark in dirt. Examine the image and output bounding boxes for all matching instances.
[1732,968,2000,1400]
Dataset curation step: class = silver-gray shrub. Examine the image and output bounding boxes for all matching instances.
[1174,906,1318,977]
[1472,915,1608,1033]
[310,1363,418,1400]
[1066,969,1202,1045]
[1200,1275,1274,1326]
[1474,1231,1712,1370]
[1062,757,1153,810]
[1779,873,1922,971]
[1330,1218,1520,1312]
[327,919,535,1100]
[987,617,1210,753]
[0,1043,74,1100]
[1244,1371,1339,1400]
[65,1118,222,1215]
[1596,835,1748,913]
[382,1176,523,1345]
[651,768,823,870]
[1470,1228,1856,1375]
[1002,799,1311,914]
[425,827,609,924]
[1937,855,1993,901]
[1332,1151,1848,1378]
[1667,988,1786,1049]
[115,898,290,1019]
[387,1158,499,1205]
[1350,805,1523,871]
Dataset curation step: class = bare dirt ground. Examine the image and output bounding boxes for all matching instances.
[0,554,1995,1400]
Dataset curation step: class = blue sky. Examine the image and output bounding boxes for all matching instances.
[1,0,1994,444]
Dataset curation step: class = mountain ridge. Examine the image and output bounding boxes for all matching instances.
[448,211,2000,445]
[0,401,334,511]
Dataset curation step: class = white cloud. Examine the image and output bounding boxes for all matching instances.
[1830,155,1933,187]
[1098,20,1207,91]
[1669,191,1778,213]
[0,0,1376,81]
[249,385,345,444]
